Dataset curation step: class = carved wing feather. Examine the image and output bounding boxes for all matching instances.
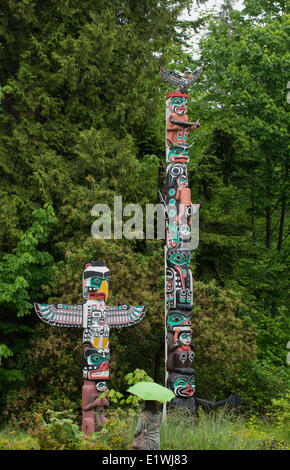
[34,303,83,327]
[104,305,146,328]
[160,66,183,88]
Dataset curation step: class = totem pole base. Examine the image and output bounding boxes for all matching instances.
[81,380,109,434]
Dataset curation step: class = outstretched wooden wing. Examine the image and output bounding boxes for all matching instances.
[160,66,203,91]
[104,305,146,328]
[160,66,183,88]
[34,303,83,327]
[187,66,203,85]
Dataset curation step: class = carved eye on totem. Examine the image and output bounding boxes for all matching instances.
[90,277,109,289]
[171,164,185,177]
[168,312,183,326]
[189,351,195,361]
[89,277,102,289]
[170,253,185,265]
[88,354,103,365]
[87,352,109,366]
[179,352,187,363]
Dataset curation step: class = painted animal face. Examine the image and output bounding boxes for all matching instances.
[168,96,188,115]
[168,371,195,397]
[82,341,110,380]
[167,310,191,331]
[83,261,110,301]
[167,145,189,163]
[174,375,195,397]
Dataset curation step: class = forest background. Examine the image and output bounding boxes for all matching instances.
[0,0,289,429]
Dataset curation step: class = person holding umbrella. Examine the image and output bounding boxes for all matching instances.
[127,381,175,450]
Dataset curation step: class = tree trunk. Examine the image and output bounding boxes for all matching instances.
[277,167,288,252]
[265,157,272,249]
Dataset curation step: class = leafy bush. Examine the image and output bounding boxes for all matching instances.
[266,393,290,441]
[105,368,154,409]
[96,408,138,450]
[191,280,257,399]
[235,360,290,413]
[28,410,83,450]
[27,407,137,450]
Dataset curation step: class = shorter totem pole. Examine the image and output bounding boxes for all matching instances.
[34,260,146,433]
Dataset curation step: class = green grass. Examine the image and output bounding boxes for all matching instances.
[0,427,40,450]
[160,408,289,450]
[0,408,289,450]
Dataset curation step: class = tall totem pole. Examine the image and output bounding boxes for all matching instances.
[34,260,146,433]
[159,66,202,413]
[160,67,240,414]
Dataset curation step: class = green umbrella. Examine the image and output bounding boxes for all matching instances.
[127,381,175,404]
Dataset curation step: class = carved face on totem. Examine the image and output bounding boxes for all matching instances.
[167,145,189,163]
[177,175,188,188]
[82,341,110,380]
[167,94,188,116]
[179,331,193,347]
[167,369,195,398]
[82,261,110,302]
[167,310,191,332]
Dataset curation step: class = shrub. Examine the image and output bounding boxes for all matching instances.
[97,408,138,450]
[235,360,290,413]
[28,410,83,450]
[27,406,138,450]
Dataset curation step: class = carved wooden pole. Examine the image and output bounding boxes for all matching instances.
[160,68,241,414]
[160,67,202,414]
[34,260,146,433]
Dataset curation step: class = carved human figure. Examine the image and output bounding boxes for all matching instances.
[81,380,109,434]
[166,93,200,150]
[176,178,193,226]
[166,327,194,371]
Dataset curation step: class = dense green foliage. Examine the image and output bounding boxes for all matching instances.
[0,0,289,433]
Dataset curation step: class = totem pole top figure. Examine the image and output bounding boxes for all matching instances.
[35,260,146,330]
[160,66,203,94]
[34,260,146,380]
